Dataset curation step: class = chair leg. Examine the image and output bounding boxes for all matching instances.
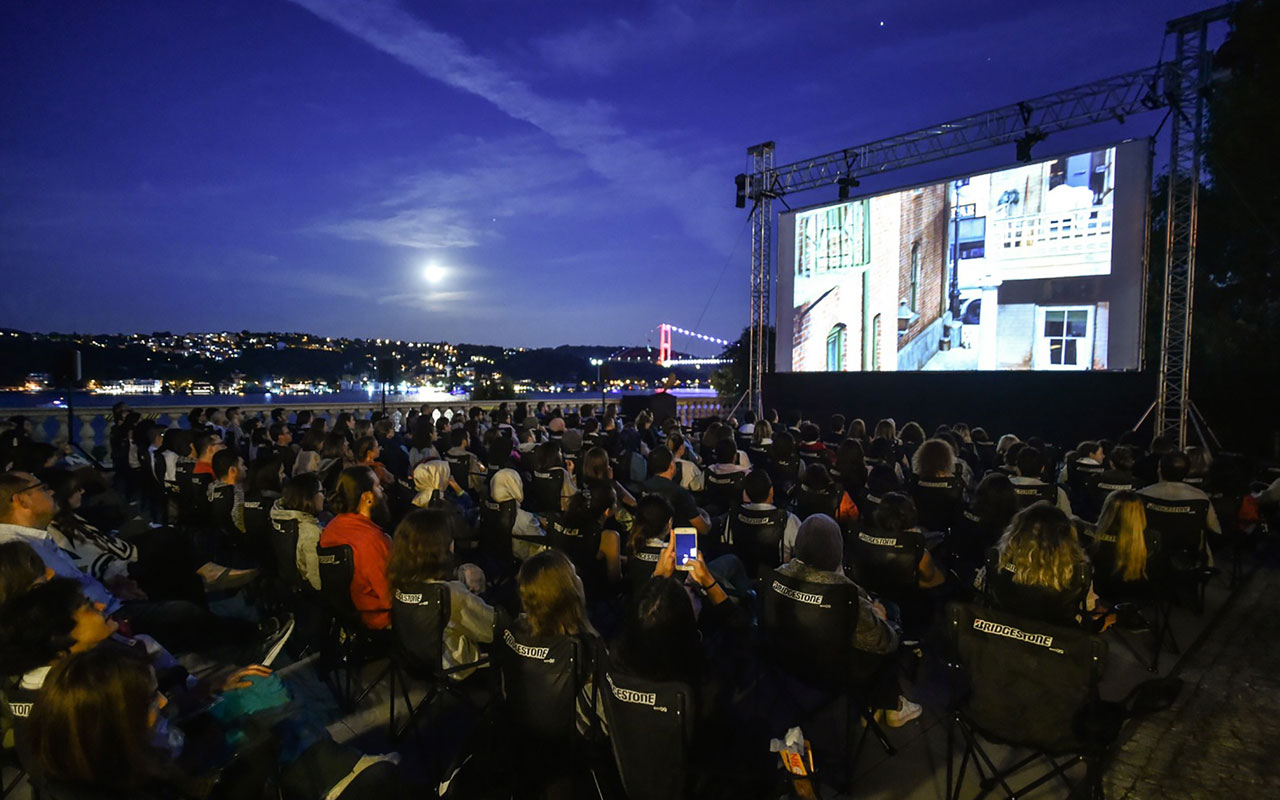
[387,661,397,740]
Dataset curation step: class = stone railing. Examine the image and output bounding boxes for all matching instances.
[13,396,726,457]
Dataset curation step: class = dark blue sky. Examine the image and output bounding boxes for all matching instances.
[1,0,1208,352]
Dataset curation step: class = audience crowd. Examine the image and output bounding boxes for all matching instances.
[0,399,1278,799]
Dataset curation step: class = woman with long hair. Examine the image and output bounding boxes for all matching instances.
[1091,490,1151,590]
[387,508,495,678]
[991,502,1102,627]
[515,548,596,640]
[271,472,327,591]
[292,426,326,476]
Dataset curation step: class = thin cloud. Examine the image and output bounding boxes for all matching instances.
[285,0,739,252]
[313,206,481,250]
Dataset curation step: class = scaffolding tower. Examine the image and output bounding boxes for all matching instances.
[738,4,1234,446]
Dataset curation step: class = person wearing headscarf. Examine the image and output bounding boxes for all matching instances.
[490,468,546,560]
[412,461,458,508]
[774,513,921,726]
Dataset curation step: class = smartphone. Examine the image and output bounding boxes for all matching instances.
[673,527,698,571]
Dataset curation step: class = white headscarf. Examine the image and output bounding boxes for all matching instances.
[490,468,524,504]
[412,461,452,507]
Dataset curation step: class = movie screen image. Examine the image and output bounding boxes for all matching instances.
[776,140,1150,373]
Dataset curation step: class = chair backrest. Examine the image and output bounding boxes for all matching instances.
[602,670,693,800]
[208,482,239,534]
[268,515,305,591]
[316,544,360,626]
[946,602,1105,754]
[1138,491,1209,557]
[625,541,665,593]
[983,548,1091,628]
[909,475,966,532]
[761,570,854,689]
[477,497,518,560]
[701,470,745,514]
[725,505,788,579]
[848,529,923,601]
[1089,530,1161,601]
[1065,459,1104,500]
[391,582,450,678]
[793,484,841,522]
[525,467,566,514]
[545,515,603,573]
[497,628,590,750]
[446,452,471,490]
[1012,480,1058,509]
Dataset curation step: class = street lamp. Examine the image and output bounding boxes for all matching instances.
[589,358,605,409]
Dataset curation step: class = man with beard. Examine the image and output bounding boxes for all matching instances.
[319,466,393,630]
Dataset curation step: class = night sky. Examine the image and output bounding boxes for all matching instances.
[1,0,1208,353]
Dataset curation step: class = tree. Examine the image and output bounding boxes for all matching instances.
[710,325,775,399]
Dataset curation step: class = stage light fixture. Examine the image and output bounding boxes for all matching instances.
[837,176,860,200]
[734,174,748,208]
[1015,130,1047,163]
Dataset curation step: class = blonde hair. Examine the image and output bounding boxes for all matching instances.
[1094,490,1148,581]
[517,549,595,638]
[997,502,1086,591]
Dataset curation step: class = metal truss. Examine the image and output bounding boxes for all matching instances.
[747,142,774,414]
[740,3,1235,443]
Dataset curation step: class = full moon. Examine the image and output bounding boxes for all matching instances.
[423,264,446,284]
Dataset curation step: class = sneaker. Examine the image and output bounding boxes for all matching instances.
[259,614,296,667]
[877,696,923,728]
[198,564,260,593]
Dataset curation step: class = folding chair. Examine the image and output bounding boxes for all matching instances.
[598,670,694,800]
[945,602,1114,800]
[760,571,896,791]
[388,584,488,747]
[315,544,391,711]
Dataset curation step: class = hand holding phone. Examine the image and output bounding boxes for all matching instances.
[672,527,698,571]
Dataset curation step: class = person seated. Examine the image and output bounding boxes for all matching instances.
[747,420,773,468]
[353,436,395,488]
[1011,446,1072,513]
[725,469,799,570]
[611,547,758,787]
[823,414,847,450]
[579,446,634,510]
[794,463,859,529]
[775,515,921,727]
[411,460,467,511]
[666,433,705,493]
[190,431,223,477]
[797,423,833,467]
[489,469,547,560]
[317,432,353,491]
[26,644,401,800]
[373,418,410,482]
[643,447,711,536]
[908,438,967,532]
[270,472,327,591]
[898,422,926,463]
[504,549,602,734]
[865,436,905,483]
[320,467,394,630]
[292,427,325,477]
[867,493,945,591]
[987,502,1105,629]
[707,437,750,478]
[387,508,496,681]
[209,449,247,537]
[830,438,868,503]
[551,484,622,593]
[951,473,1019,574]
[1138,450,1220,555]
[1088,489,1159,602]
[406,416,441,469]
[447,429,488,493]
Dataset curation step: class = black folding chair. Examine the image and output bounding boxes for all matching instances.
[723,505,788,581]
[315,544,391,710]
[760,571,896,790]
[526,467,568,515]
[909,474,967,533]
[945,602,1116,800]
[495,627,604,797]
[388,583,489,745]
[599,670,694,800]
[701,470,745,516]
